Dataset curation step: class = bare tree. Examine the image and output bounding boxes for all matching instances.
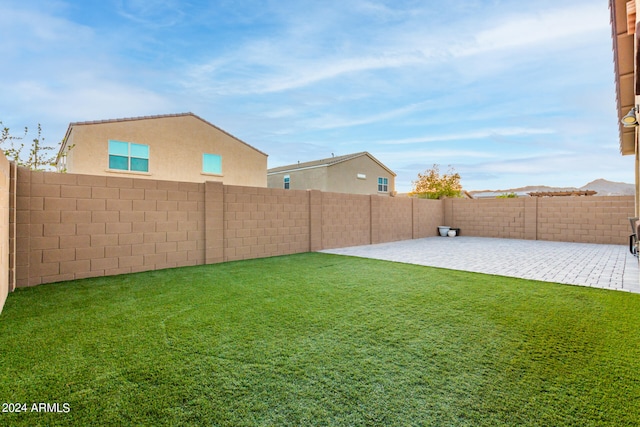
[1,122,65,171]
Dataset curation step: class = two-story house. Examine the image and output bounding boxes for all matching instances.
[56,112,268,186]
[267,152,396,196]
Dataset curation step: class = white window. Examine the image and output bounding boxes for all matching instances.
[108,140,149,172]
[284,175,290,189]
[378,177,388,192]
[203,153,222,175]
[357,173,366,179]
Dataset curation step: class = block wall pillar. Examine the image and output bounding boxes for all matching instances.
[8,162,17,292]
[14,167,31,288]
[309,190,322,251]
[524,197,538,240]
[370,195,380,244]
[205,181,224,264]
[0,154,10,313]
[411,198,416,239]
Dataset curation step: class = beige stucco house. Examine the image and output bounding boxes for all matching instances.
[56,112,268,186]
[610,0,640,214]
[267,152,396,196]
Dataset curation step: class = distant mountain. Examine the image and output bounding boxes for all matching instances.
[469,179,634,198]
[579,179,635,196]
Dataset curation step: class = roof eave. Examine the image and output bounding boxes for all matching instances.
[611,0,637,155]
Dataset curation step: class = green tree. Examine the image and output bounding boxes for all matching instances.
[410,164,462,199]
[1,121,62,171]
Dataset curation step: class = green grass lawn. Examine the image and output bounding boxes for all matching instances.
[1,253,639,426]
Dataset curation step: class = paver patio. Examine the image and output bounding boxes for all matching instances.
[322,236,640,293]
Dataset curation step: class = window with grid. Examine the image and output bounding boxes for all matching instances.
[284,175,290,189]
[378,177,388,192]
[108,140,149,172]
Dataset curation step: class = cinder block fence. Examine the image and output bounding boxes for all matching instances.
[11,167,443,288]
[0,154,635,313]
[443,197,634,243]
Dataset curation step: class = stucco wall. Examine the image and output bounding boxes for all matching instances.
[267,155,395,195]
[63,114,267,186]
[327,156,395,195]
[267,167,328,191]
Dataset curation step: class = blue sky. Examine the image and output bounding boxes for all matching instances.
[1,0,633,192]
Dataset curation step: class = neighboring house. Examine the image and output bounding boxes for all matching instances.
[267,152,396,196]
[610,0,639,213]
[56,112,268,186]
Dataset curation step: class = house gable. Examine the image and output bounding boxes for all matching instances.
[267,151,395,195]
[327,154,395,195]
[58,113,267,186]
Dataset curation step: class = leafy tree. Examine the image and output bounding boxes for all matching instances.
[496,192,518,198]
[410,164,462,199]
[1,121,62,171]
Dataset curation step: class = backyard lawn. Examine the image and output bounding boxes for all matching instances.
[1,252,639,426]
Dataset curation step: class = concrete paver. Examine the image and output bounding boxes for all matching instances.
[321,236,640,293]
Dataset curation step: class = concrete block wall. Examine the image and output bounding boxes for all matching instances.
[8,162,16,292]
[205,181,224,264]
[4,165,635,302]
[10,169,445,290]
[446,198,526,239]
[320,192,371,250]
[223,185,310,262]
[0,152,10,313]
[537,196,634,244]
[375,196,413,244]
[15,169,206,287]
[413,198,444,239]
[444,196,635,245]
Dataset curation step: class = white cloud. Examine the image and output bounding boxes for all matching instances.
[115,0,186,27]
[184,50,428,96]
[0,1,174,134]
[182,2,610,100]
[303,101,432,130]
[376,128,556,145]
[1,0,631,193]
[0,4,94,54]
[378,149,497,164]
[453,3,608,57]
[455,149,635,189]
